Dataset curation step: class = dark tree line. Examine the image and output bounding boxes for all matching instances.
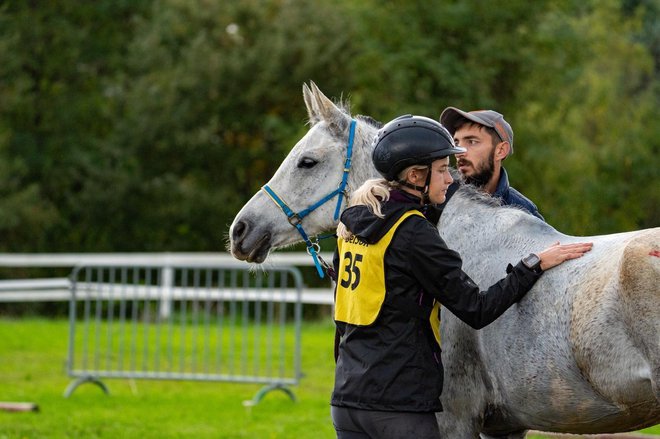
[0,0,657,255]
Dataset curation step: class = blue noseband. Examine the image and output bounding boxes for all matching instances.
[262,119,357,278]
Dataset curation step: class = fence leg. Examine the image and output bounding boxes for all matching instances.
[243,384,296,407]
[63,376,110,398]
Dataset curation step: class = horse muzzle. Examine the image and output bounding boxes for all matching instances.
[229,218,272,263]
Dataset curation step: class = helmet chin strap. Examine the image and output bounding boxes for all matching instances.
[398,165,433,205]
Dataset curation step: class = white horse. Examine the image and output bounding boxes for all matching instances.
[229,82,660,438]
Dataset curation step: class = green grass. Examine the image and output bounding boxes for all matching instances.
[0,317,658,438]
[0,317,336,439]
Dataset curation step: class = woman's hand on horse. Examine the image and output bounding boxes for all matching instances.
[538,241,593,271]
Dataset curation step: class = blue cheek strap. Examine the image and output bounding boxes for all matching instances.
[261,119,357,278]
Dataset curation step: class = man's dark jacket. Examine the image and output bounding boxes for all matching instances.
[331,190,542,413]
[495,168,544,221]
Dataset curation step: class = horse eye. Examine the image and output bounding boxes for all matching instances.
[297,157,318,169]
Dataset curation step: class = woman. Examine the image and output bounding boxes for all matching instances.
[330,115,592,439]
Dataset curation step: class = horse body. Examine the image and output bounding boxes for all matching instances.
[438,193,660,437]
[229,82,660,437]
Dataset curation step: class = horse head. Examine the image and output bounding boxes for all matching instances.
[229,82,380,266]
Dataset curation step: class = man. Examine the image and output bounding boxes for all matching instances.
[439,107,544,220]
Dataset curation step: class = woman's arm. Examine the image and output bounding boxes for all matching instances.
[409,222,591,329]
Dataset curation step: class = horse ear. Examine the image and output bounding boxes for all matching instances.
[303,83,317,123]
[304,81,350,136]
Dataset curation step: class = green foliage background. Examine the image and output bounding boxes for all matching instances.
[0,0,658,253]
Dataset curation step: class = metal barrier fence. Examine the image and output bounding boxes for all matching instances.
[64,264,303,405]
[0,253,334,304]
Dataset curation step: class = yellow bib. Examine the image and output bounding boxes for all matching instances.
[335,210,441,345]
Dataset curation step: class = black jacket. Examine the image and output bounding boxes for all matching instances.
[331,190,541,413]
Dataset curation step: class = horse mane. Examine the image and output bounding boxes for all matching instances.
[453,179,503,208]
[335,96,352,117]
[450,172,552,230]
[329,100,384,130]
[356,114,383,129]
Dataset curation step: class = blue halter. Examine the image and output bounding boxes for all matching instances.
[262,119,357,278]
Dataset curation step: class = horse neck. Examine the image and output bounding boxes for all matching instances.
[440,187,559,254]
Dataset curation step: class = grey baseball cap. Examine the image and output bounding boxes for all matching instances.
[439,107,514,156]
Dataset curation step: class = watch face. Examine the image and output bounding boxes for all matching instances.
[523,253,541,269]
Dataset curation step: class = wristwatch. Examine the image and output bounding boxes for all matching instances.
[522,253,543,273]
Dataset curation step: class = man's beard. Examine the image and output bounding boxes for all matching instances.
[460,148,496,188]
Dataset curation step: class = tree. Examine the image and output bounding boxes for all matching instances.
[510,0,659,234]
[106,0,359,250]
[0,0,656,256]
[0,1,151,251]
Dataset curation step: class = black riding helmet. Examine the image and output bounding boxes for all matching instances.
[372,115,465,181]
